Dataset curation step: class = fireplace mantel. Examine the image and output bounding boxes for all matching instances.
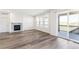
[10,23,23,32]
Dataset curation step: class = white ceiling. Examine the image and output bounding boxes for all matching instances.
[0,9,68,16]
[10,9,50,16]
[0,9,50,16]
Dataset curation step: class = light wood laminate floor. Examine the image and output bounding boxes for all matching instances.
[0,29,79,49]
[0,29,57,49]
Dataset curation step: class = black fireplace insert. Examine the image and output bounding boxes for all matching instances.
[14,25,21,31]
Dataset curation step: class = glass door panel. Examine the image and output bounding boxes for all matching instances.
[36,17,40,26]
[69,13,79,40]
[58,14,68,38]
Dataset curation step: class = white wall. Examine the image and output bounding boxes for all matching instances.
[0,11,58,35]
[34,11,58,35]
[34,13,50,33]
[0,14,10,33]
[49,11,58,36]
[0,10,58,34]
[23,16,34,31]
[9,13,23,32]
[9,13,34,32]
[0,10,59,34]
[10,13,23,23]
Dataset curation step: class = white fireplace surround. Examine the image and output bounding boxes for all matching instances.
[11,23,23,32]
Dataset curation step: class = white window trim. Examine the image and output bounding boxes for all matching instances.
[58,10,79,42]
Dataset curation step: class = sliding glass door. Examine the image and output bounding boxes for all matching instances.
[58,12,79,41]
[69,13,79,40]
[58,14,68,38]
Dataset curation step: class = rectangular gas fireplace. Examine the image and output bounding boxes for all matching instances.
[11,23,22,32]
[14,25,21,31]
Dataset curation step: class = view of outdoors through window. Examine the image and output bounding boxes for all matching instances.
[36,17,48,28]
[58,14,67,32]
[69,14,79,34]
[58,13,79,40]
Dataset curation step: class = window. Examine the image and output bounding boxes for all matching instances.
[39,18,44,26]
[58,14,68,38]
[44,17,48,27]
[36,17,40,26]
[69,13,79,40]
[36,16,49,28]
[58,12,79,41]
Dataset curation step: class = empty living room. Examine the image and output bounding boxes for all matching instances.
[0,0,79,59]
[0,9,79,49]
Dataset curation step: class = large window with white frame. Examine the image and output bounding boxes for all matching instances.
[36,16,49,28]
[39,17,44,27]
[44,17,49,27]
[36,17,40,26]
[58,11,79,41]
[69,12,79,40]
[58,14,68,38]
